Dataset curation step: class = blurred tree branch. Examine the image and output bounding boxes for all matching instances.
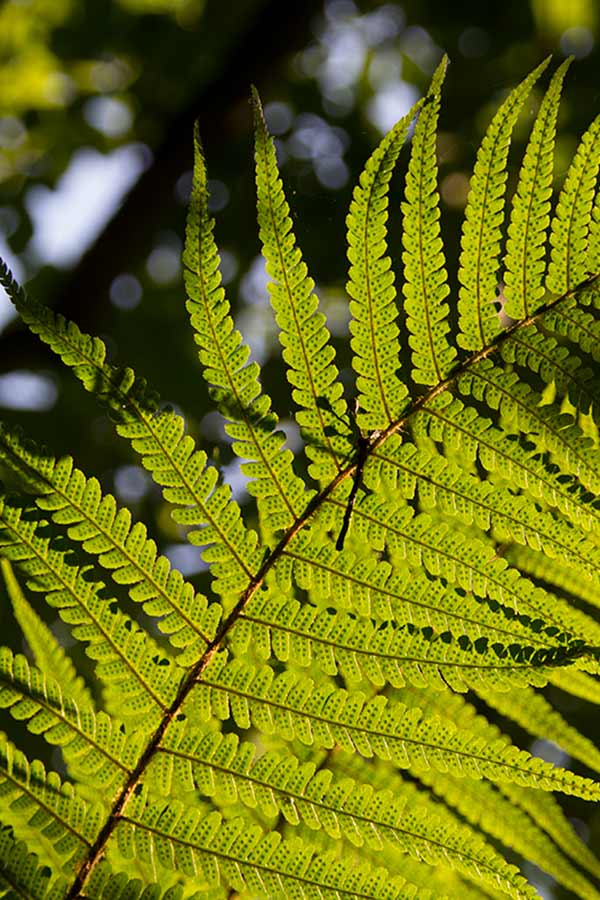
[0,0,323,372]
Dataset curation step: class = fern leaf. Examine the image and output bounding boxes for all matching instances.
[397,686,600,894]
[458,60,549,349]
[0,60,598,900]
[402,57,457,386]
[319,492,600,669]
[0,734,99,871]
[193,652,600,799]
[0,828,70,899]
[252,89,352,483]
[543,283,600,368]
[325,496,600,651]
[458,359,600,494]
[346,101,422,430]
[416,768,599,900]
[369,435,600,584]
[549,667,600,705]
[0,647,141,793]
[0,262,262,596]
[478,685,600,773]
[0,497,179,723]
[545,113,600,293]
[119,797,417,899]
[358,857,491,900]
[183,124,308,533]
[0,423,220,661]
[500,325,600,426]
[503,60,571,318]
[507,542,600,618]
[338,747,597,900]
[280,527,596,662]
[229,590,583,694]
[155,723,538,899]
[1,558,94,709]
[85,860,225,899]
[413,389,600,538]
[499,783,600,882]
[589,188,600,271]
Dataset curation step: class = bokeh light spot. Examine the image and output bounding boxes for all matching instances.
[207,179,229,212]
[560,25,594,58]
[110,273,143,309]
[0,371,57,411]
[84,96,133,137]
[114,465,150,503]
[264,101,294,135]
[146,242,181,285]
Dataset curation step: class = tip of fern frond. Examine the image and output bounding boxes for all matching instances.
[428,54,449,95]
[250,86,266,126]
[556,55,574,75]
[0,256,20,300]
[250,87,272,143]
[192,121,206,164]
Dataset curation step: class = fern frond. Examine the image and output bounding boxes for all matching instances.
[191,652,600,798]
[280,527,598,665]
[345,849,492,900]
[413,389,600,537]
[183,124,308,533]
[503,60,571,318]
[346,101,422,430]
[414,767,600,900]
[0,262,262,597]
[84,858,223,900]
[369,434,600,584]
[394,686,600,893]
[507,542,600,615]
[338,743,597,900]
[119,797,418,900]
[402,57,457,386]
[546,113,600,293]
[154,724,538,899]
[0,734,99,871]
[0,497,179,723]
[0,423,220,661]
[325,497,600,652]
[1,558,94,709]
[549,668,600,706]
[0,59,598,900]
[458,60,549,349]
[0,828,70,899]
[500,324,600,424]
[478,685,600,773]
[0,647,140,793]
[252,89,351,483]
[589,188,600,270]
[229,589,583,694]
[499,782,600,882]
[544,289,600,366]
[457,359,600,494]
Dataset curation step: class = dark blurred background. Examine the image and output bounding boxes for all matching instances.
[0,2,598,896]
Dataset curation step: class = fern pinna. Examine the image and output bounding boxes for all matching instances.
[0,56,599,899]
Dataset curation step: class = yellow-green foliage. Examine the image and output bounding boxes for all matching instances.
[0,58,599,899]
